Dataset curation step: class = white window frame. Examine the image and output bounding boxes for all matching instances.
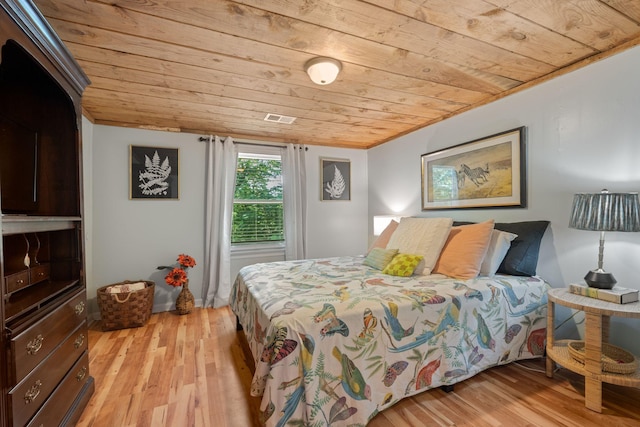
[231,145,285,255]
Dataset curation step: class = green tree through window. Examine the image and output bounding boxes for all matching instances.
[431,165,459,201]
[232,153,284,243]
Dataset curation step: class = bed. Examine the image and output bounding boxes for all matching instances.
[230,218,550,426]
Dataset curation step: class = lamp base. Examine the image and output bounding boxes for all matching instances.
[584,269,616,289]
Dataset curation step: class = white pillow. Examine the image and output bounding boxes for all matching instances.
[385,217,453,275]
[479,230,518,276]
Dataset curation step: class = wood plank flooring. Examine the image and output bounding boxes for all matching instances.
[76,307,640,426]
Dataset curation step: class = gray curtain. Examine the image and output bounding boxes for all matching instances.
[282,143,307,260]
[202,135,237,308]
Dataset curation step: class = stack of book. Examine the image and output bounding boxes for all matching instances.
[569,283,639,304]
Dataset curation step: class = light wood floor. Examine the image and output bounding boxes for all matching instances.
[77,306,640,427]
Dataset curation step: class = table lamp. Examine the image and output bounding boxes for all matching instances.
[569,189,640,289]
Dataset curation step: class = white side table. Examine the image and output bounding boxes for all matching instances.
[546,288,640,412]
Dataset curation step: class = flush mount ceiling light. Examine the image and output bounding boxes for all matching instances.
[304,57,342,85]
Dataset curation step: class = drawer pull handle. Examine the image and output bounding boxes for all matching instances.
[17,279,24,284]
[74,333,85,349]
[76,366,87,382]
[74,301,85,315]
[38,272,44,276]
[26,335,44,355]
[24,380,42,404]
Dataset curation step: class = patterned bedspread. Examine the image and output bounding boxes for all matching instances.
[230,256,549,427]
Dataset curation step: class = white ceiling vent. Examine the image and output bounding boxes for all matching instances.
[264,113,296,124]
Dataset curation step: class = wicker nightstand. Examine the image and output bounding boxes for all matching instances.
[546,288,640,412]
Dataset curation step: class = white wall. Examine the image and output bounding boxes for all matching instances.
[90,126,207,314]
[368,45,640,354]
[88,127,368,315]
[306,147,369,258]
[81,117,94,310]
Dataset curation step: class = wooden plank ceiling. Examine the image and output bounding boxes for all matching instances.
[33,0,640,149]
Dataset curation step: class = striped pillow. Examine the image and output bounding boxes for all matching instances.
[363,248,398,270]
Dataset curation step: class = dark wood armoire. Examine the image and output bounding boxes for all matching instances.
[0,0,94,425]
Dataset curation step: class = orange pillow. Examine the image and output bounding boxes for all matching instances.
[367,220,399,254]
[432,220,495,279]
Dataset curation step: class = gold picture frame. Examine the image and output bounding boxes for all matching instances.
[421,127,526,210]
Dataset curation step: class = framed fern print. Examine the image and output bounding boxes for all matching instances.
[130,145,179,199]
[321,158,350,201]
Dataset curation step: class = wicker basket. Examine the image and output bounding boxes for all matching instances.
[97,280,155,331]
[568,340,638,375]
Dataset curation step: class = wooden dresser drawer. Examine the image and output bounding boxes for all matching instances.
[8,322,88,427]
[29,263,50,285]
[9,289,86,383]
[5,269,30,294]
[26,351,91,427]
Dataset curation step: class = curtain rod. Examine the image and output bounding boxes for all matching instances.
[197,135,308,150]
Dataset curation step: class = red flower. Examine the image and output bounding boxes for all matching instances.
[158,254,196,288]
[178,254,196,268]
[165,267,187,287]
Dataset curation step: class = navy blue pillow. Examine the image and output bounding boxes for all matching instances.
[452,220,550,276]
[495,221,549,276]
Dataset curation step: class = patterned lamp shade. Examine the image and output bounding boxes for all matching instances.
[569,189,640,288]
[569,190,640,232]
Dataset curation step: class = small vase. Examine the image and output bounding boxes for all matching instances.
[176,280,195,315]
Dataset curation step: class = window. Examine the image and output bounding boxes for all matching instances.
[231,151,284,244]
[431,165,459,201]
